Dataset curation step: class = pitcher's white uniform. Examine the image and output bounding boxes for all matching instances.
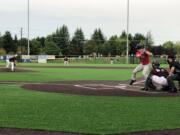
[6,55,17,71]
[6,55,10,68]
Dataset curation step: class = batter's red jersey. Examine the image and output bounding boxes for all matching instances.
[136,50,150,65]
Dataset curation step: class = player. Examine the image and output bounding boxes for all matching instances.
[142,60,169,91]
[64,56,69,66]
[129,45,153,85]
[110,58,114,64]
[167,55,180,92]
[6,55,10,68]
[6,54,17,71]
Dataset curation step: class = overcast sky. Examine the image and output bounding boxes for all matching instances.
[0,0,180,44]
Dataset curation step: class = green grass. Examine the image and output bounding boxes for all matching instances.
[0,62,138,67]
[0,68,135,82]
[1,85,180,134]
[0,64,179,134]
[18,63,171,68]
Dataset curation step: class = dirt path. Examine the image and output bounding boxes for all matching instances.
[0,68,36,72]
[1,128,180,135]
[22,80,180,97]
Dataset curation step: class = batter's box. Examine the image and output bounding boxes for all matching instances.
[74,83,145,92]
[74,84,117,90]
[74,81,168,94]
[116,84,169,94]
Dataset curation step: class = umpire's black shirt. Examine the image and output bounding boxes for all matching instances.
[169,61,180,74]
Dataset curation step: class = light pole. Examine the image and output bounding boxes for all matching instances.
[27,0,30,55]
[126,0,129,64]
[20,27,23,55]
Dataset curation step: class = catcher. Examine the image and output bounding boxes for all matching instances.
[142,60,169,91]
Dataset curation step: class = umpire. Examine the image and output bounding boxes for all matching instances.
[167,55,180,92]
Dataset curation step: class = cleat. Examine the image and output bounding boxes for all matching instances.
[129,80,136,85]
[141,87,148,91]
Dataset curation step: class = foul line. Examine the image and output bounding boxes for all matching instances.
[134,80,145,84]
[75,85,98,90]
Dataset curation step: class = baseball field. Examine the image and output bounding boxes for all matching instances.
[0,63,180,135]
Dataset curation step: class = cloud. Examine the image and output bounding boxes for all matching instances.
[0,0,180,44]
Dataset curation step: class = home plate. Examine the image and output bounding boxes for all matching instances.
[74,84,116,90]
[74,83,145,92]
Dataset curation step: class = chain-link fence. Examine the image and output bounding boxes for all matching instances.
[1,55,180,64]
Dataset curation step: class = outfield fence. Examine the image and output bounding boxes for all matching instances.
[1,55,180,64]
[48,55,180,64]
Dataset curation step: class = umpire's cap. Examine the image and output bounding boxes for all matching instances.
[168,55,176,60]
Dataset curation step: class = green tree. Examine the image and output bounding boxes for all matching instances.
[101,35,127,56]
[119,31,132,55]
[83,40,96,55]
[91,28,106,56]
[52,25,70,55]
[2,31,15,54]
[69,28,85,55]
[117,38,127,56]
[163,41,175,55]
[36,37,45,53]
[133,33,146,44]
[174,42,180,55]
[102,36,118,56]
[129,33,146,55]
[44,39,60,55]
[30,39,41,55]
[120,31,127,39]
[102,42,110,56]
[0,33,3,48]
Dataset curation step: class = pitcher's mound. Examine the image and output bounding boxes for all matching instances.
[0,68,35,72]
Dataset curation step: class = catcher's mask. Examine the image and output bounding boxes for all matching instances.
[152,60,160,69]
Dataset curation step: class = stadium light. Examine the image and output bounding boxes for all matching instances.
[126,0,129,64]
[27,0,30,55]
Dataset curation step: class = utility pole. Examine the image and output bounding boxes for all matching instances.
[28,0,30,55]
[126,0,129,64]
[20,28,23,55]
